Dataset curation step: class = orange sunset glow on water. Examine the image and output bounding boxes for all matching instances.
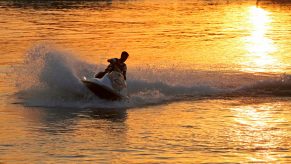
[0,0,290,163]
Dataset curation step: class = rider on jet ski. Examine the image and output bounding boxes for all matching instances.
[95,51,129,80]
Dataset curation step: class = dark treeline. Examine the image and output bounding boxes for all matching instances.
[257,0,291,5]
[0,0,128,10]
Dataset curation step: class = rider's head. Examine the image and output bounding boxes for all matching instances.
[120,51,129,62]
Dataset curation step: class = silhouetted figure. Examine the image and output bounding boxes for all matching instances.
[95,51,129,80]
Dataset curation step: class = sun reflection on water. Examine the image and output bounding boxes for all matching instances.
[241,6,283,73]
[230,103,288,162]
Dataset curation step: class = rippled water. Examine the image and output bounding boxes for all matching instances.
[0,0,290,163]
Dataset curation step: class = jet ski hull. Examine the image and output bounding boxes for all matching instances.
[82,80,123,101]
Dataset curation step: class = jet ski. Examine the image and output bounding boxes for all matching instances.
[82,71,128,101]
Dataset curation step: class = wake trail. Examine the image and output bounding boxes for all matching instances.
[11,44,291,109]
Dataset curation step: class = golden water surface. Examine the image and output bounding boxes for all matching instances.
[0,0,290,163]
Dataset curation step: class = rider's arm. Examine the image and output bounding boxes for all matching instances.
[105,63,113,72]
[105,58,117,72]
[123,64,127,80]
[107,58,118,63]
